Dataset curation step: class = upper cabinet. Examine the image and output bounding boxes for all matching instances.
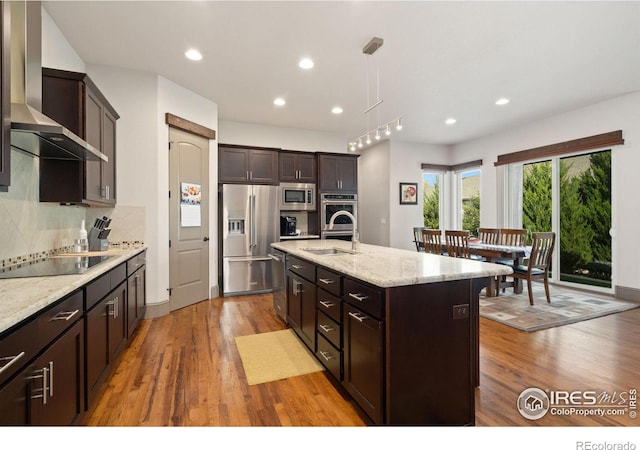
[317,153,358,192]
[39,68,119,206]
[279,150,316,183]
[219,144,278,185]
[0,2,9,192]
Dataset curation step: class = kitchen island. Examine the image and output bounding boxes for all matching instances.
[271,239,512,426]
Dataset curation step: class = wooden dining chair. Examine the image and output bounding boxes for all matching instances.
[499,228,528,247]
[413,227,427,252]
[510,232,556,305]
[477,228,500,245]
[445,230,471,258]
[421,229,442,255]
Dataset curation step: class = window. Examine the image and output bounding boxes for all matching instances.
[459,169,481,236]
[422,171,442,228]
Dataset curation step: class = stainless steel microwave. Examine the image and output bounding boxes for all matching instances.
[279,182,316,211]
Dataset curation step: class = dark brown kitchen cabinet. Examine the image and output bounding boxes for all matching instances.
[85,278,127,409]
[0,290,85,426]
[279,150,316,183]
[317,153,358,192]
[219,144,278,184]
[343,301,384,425]
[126,251,146,337]
[0,1,9,192]
[39,68,119,205]
[286,255,317,352]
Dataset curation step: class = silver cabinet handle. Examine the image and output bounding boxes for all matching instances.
[348,311,367,323]
[319,324,334,333]
[319,351,336,361]
[107,297,119,318]
[291,264,303,269]
[319,300,334,309]
[28,366,49,405]
[49,361,54,398]
[348,293,369,302]
[318,278,335,285]
[51,309,79,322]
[0,352,26,375]
[293,279,302,296]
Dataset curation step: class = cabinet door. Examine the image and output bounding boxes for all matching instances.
[136,267,146,326]
[127,267,146,336]
[248,149,278,184]
[296,153,317,182]
[85,89,104,203]
[343,303,384,424]
[102,108,117,204]
[109,282,127,361]
[286,273,302,329]
[279,152,298,182]
[299,277,317,352]
[0,363,33,425]
[86,296,109,407]
[337,156,358,191]
[31,320,84,426]
[318,155,339,190]
[219,146,249,183]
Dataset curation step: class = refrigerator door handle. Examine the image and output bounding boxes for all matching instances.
[250,193,257,249]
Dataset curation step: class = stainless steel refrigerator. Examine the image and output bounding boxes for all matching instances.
[221,184,280,296]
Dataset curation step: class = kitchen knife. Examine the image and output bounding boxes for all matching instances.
[98,229,111,239]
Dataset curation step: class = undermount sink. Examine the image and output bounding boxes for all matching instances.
[302,247,357,256]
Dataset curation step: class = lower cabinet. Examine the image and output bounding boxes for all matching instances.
[343,302,384,425]
[86,280,127,409]
[127,260,146,337]
[286,271,316,351]
[0,319,85,425]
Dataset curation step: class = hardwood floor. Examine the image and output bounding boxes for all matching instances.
[85,292,640,427]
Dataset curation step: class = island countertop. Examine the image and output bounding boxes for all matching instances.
[271,239,512,288]
[0,246,146,335]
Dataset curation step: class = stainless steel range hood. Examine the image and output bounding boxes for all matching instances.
[9,1,107,162]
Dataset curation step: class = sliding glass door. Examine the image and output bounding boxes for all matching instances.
[519,150,612,291]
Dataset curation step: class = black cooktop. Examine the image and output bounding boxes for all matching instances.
[0,255,111,279]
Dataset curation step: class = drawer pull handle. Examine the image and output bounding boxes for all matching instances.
[319,351,336,361]
[107,297,119,318]
[51,309,80,322]
[318,278,335,285]
[49,361,54,398]
[319,324,334,333]
[28,366,50,405]
[319,300,335,309]
[348,311,367,322]
[348,293,369,302]
[291,264,303,270]
[0,351,26,375]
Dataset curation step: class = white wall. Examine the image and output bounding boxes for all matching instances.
[219,120,347,153]
[41,8,85,72]
[452,91,640,292]
[358,141,390,246]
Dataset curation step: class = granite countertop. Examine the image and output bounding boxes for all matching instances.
[271,239,513,288]
[0,246,147,335]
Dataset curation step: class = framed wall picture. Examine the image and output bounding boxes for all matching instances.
[399,182,418,205]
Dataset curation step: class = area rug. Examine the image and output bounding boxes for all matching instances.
[235,329,324,385]
[480,282,639,332]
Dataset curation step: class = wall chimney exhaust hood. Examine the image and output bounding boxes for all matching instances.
[9,1,107,162]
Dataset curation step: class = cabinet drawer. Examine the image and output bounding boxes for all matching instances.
[316,267,341,296]
[38,290,83,346]
[110,263,126,290]
[286,255,315,282]
[317,310,341,349]
[343,278,384,320]
[126,250,146,276]
[0,319,39,387]
[316,334,341,381]
[85,271,110,310]
[317,289,342,323]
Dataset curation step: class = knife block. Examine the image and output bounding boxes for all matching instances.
[88,228,109,251]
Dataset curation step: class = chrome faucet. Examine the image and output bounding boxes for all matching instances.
[328,210,359,250]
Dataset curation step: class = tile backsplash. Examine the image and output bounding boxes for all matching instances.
[0,150,145,265]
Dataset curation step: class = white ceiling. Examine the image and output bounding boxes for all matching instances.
[43,1,640,148]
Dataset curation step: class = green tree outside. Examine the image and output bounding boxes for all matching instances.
[463,196,480,236]
[423,178,439,228]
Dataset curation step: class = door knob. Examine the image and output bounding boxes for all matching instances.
[203,236,210,242]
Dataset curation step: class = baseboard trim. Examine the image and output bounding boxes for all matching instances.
[144,300,171,319]
[615,285,640,303]
[211,285,220,299]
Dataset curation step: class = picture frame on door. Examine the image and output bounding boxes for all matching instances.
[399,182,418,205]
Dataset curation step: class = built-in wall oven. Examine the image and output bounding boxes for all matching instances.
[320,193,357,241]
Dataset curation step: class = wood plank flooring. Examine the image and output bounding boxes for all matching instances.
[85,292,640,427]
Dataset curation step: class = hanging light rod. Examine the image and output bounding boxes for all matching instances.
[363,99,383,114]
[363,37,384,55]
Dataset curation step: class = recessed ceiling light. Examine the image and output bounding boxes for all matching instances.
[298,58,314,70]
[495,97,510,106]
[331,106,343,114]
[273,97,286,106]
[445,118,457,125]
[185,49,202,61]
